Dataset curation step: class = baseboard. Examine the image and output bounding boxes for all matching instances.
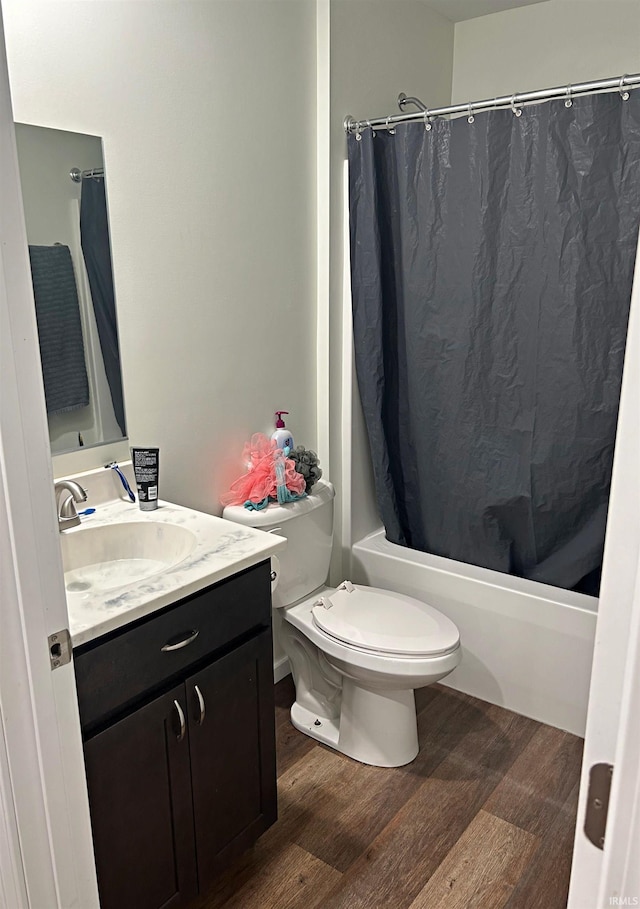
[273,655,291,684]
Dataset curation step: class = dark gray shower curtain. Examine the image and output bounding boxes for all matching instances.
[80,177,126,437]
[349,92,640,591]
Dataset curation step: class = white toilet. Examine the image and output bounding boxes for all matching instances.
[223,479,461,767]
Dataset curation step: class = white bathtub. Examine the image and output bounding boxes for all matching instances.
[351,528,598,737]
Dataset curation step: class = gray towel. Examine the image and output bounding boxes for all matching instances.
[29,244,90,415]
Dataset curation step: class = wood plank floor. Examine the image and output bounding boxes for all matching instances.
[195,678,583,909]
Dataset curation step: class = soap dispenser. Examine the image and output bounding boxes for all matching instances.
[271,411,294,450]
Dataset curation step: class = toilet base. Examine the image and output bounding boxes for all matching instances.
[290,680,419,768]
[290,701,340,750]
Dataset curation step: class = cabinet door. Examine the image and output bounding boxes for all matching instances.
[187,629,277,890]
[83,685,197,909]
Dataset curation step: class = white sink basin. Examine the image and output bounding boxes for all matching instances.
[61,521,197,594]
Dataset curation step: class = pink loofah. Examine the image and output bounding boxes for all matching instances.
[220,433,305,506]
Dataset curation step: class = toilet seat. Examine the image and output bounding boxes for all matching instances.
[311,583,460,658]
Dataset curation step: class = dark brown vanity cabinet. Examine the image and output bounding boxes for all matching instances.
[83,683,197,909]
[74,561,277,909]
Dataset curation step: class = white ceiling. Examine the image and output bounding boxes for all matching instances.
[424,0,550,23]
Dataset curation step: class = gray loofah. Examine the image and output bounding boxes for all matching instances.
[288,445,323,494]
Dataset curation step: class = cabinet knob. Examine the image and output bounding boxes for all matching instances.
[173,700,186,741]
[161,629,200,652]
[194,684,206,726]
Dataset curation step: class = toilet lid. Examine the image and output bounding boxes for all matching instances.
[311,584,460,657]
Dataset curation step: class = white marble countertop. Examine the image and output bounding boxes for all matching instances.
[64,498,285,647]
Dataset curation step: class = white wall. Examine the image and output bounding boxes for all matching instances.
[329,0,455,578]
[4,0,318,514]
[452,0,640,103]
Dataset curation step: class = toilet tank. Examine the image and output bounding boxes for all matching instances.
[222,479,335,608]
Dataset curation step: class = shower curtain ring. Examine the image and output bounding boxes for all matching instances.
[619,74,630,101]
[511,93,522,117]
[424,110,433,131]
[385,117,396,135]
[354,122,362,142]
[467,103,475,124]
[367,119,376,137]
[565,84,573,108]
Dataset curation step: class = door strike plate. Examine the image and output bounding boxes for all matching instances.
[48,629,72,670]
[584,762,613,850]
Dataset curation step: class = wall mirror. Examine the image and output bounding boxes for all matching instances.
[15,123,127,455]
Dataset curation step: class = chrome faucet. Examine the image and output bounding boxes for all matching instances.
[54,480,87,531]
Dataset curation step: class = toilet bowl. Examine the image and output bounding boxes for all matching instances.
[222,480,462,767]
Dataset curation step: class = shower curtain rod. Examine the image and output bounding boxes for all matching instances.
[344,71,640,134]
[69,166,104,183]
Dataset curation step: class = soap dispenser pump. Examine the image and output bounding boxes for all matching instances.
[271,411,294,451]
